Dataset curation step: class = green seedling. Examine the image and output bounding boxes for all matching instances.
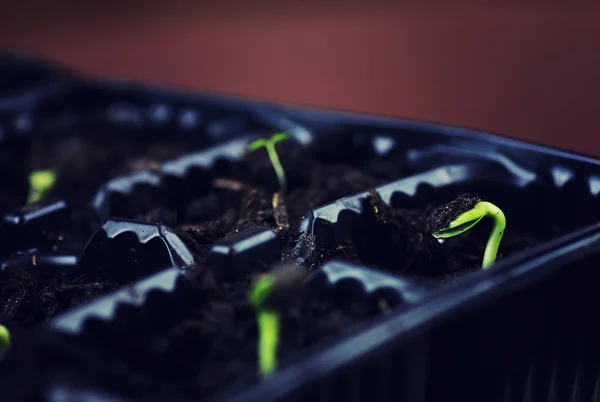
[249,274,279,378]
[28,169,57,204]
[0,324,10,351]
[248,264,306,378]
[248,132,291,192]
[427,194,506,270]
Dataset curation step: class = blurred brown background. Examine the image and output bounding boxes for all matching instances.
[1,2,599,155]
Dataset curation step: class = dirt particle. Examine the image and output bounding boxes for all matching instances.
[426,193,481,234]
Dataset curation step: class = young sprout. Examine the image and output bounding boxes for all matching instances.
[427,194,506,270]
[0,324,10,351]
[248,132,291,192]
[248,263,306,378]
[27,169,57,204]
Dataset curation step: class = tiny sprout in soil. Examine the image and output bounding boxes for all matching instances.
[27,169,57,204]
[427,193,506,270]
[248,132,290,192]
[248,264,306,378]
[0,324,10,350]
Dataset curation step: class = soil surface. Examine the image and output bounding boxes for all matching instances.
[35,263,394,402]
[130,134,410,266]
[0,131,405,349]
[0,136,189,345]
[319,189,559,283]
[0,130,571,400]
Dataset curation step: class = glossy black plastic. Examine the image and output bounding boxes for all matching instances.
[294,160,534,266]
[208,226,281,281]
[0,251,78,274]
[1,200,70,254]
[81,218,195,281]
[50,267,187,336]
[91,136,259,220]
[306,259,432,305]
[0,53,599,402]
[19,259,427,402]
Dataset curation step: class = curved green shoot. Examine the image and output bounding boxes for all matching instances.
[432,201,506,270]
[28,169,57,204]
[248,132,290,192]
[0,324,10,350]
[249,274,280,378]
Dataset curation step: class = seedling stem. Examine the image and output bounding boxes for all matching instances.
[248,132,290,192]
[432,201,506,270]
[0,325,10,350]
[249,274,280,378]
[257,309,279,376]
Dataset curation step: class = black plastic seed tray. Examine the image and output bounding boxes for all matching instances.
[6,259,430,402]
[0,53,599,402]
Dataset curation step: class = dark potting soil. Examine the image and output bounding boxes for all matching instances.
[425,193,482,234]
[0,263,121,347]
[0,131,566,400]
[0,134,411,399]
[0,136,192,344]
[145,139,552,285]
[323,190,547,283]
[0,136,188,215]
[34,136,189,208]
[45,265,394,402]
[159,139,409,264]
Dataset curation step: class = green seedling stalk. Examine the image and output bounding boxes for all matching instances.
[28,169,57,204]
[248,132,290,192]
[257,309,279,377]
[432,201,506,270]
[0,324,10,350]
[249,274,280,378]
